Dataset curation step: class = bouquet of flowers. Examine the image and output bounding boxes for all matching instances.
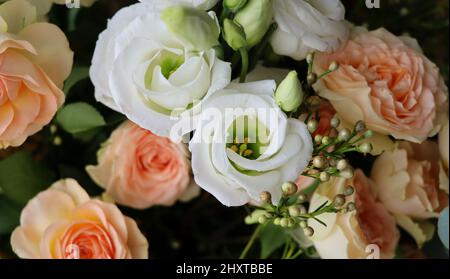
[0,0,448,259]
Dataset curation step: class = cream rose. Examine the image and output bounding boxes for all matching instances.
[87,120,198,209]
[0,0,72,148]
[371,141,448,246]
[90,1,231,138]
[309,170,399,259]
[371,141,448,219]
[270,0,349,61]
[10,179,148,259]
[189,80,313,206]
[313,28,448,143]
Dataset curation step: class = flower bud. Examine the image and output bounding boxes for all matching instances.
[320,172,330,182]
[258,215,268,224]
[314,134,323,144]
[312,156,326,169]
[162,6,220,51]
[355,120,366,133]
[288,205,301,217]
[321,136,331,145]
[281,181,297,196]
[364,130,374,138]
[333,194,346,207]
[306,53,314,64]
[328,61,339,71]
[234,0,273,47]
[303,226,314,237]
[330,116,340,128]
[306,73,317,85]
[259,191,272,204]
[344,185,354,196]
[275,71,303,112]
[336,159,348,171]
[307,119,318,133]
[223,19,247,51]
[358,142,373,154]
[274,217,281,225]
[280,217,289,228]
[346,202,356,211]
[340,167,354,179]
[297,194,307,203]
[223,0,248,12]
[338,128,351,141]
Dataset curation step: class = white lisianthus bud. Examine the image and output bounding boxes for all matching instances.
[234,0,273,47]
[275,71,303,112]
[223,0,248,12]
[162,6,220,51]
[223,19,247,50]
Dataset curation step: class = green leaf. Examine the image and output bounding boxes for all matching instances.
[0,196,21,234]
[0,150,56,205]
[259,223,289,259]
[56,102,106,134]
[63,66,90,95]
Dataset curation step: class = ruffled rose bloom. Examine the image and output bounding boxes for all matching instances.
[90,1,230,138]
[87,121,198,209]
[270,0,349,61]
[309,170,399,259]
[11,179,148,259]
[313,28,448,143]
[0,0,72,148]
[189,80,313,206]
[371,141,448,246]
[140,0,218,10]
[372,141,448,218]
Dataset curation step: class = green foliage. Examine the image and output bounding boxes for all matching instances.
[64,66,90,95]
[0,196,21,234]
[0,151,56,206]
[56,102,106,134]
[259,223,289,258]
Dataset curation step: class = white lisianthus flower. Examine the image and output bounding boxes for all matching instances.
[90,2,231,137]
[189,81,313,206]
[270,0,349,60]
[139,0,219,10]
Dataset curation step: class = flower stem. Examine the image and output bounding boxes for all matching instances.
[239,224,262,259]
[239,47,249,83]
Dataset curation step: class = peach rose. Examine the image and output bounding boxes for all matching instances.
[11,179,148,259]
[372,141,448,218]
[87,121,197,209]
[313,27,448,143]
[309,170,399,259]
[0,0,73,149]
[371,141,449,246]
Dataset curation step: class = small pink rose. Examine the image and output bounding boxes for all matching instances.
[87,121,197,209]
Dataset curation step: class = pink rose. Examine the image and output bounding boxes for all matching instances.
[0,0,73,148]
[11,179,148,259]
[87,121,197,209]
[309,170,399,259]
[313,28,448,143]
[371,141,448,219]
